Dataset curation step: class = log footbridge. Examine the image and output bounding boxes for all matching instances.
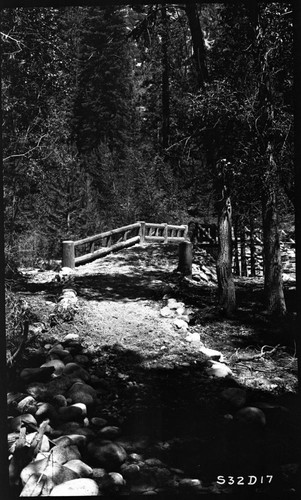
[62,221,207,269]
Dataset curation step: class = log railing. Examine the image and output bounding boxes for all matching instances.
[62,221,188,268]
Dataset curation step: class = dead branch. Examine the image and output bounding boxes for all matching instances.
[233,344,281,363]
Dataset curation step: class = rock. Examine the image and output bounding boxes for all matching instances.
[71,402,87,416]
[7,393,27,413]
[55,421,82,434]
[50,478,99,496]
[74,354,89,365]
[120,463,141,479]
[87,440,127,471]
[20,366,54,384]
[10,413,37,432]
[41,359,65,377]
[199,346,224,362]
[64,333,80,342]
[64,459,93,477]
[67,381,97,407]
[179,478,203,492]
[26,382,50,401]
[221,388,247,408]
[19,473,48,496]
[52,394,68,408]
[50,444,81,464]
[176,306,186,316]
[129,452,143,463]
[173,318,188,331]
[104,472,125,491]
[235,407,266,428]
[144,458,165,467]
[185,332,200,343]
[26,432,50,452]
[251,402,290,425]
[16,395,38,415]
[49,345,70,358]
[206,361,233,378]
[92,468,107,479]
[64,434,88,450]
[63,363,90,382]
[35,402,58,421]
[20,458,79,486]
[98,426,121,439]
[91,417,108,428]
[160,306,173,317]
[70,427,96,439]
[58,405,85,422]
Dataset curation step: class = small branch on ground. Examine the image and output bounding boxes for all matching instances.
[232,344,281,362]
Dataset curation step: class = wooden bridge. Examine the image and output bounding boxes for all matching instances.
[62,221,192,269]
[61,220,295,278]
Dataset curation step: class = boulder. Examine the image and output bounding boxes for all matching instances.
[40,359,65,376]
[206,361,233,378]
[173,318,188,331]
[35,402,58,421]
[74,354,89,365]
[185,332,200,343]
[16,396,38,415]
[64,459,93,477]
[50,444,81,464]
[63,363,90,382]
[26,382,50,401]
[64,333,80,342]
[50,478,99,496]
[160,306,173,317]
[26,432,50,452]
[58,405,85,422]
[221,388,247,409]
[200,346,223,362]
[98,426,121,440]
[87,440,127,471]
[9,413,37,432]
[234,407,266,428]
[91,417,108,428]
[20,366,54,384]
[52,394,68,408]
[20,458,79,486]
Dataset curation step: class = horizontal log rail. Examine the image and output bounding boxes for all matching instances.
[62,221,188,268]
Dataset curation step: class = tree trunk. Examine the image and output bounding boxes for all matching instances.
[161,5,170,149]
[185,3,209,89]
[262,143,286,316]
[233,218,240,276]
[240,223,248,277]
[250,216,256,277]
[216,187,236,316]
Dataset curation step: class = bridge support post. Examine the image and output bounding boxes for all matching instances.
[139,221,146,244]
[62,240,75,269]
[178,241,192,277]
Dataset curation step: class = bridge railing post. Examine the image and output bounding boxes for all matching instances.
[139,221,146,244]
[62,240,75,269]
[163,223,168,243]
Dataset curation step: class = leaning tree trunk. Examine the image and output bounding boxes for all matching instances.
[262,143,286,316]
[216,187,236,317]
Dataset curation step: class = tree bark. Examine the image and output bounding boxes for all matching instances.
[250,216,256,277]
[262,143,286,316]
[216,182,236,317]
[161,5,170,149]
[185,3,209,89]
[240,222,248,277]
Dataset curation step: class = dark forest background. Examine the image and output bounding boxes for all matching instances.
[2,3,294,267]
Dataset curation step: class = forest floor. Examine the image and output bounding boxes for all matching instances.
[9,243,300,495]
